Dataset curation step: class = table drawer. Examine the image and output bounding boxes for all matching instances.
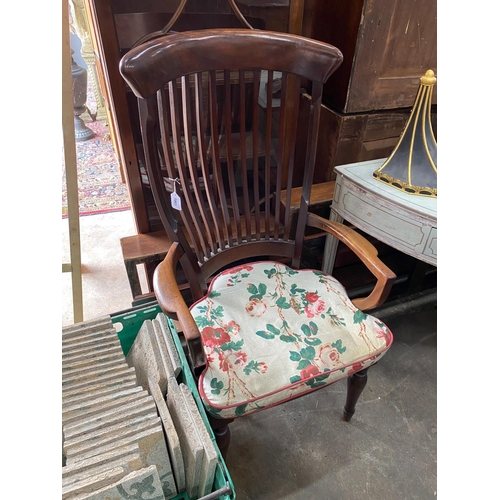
[335,186,435,264]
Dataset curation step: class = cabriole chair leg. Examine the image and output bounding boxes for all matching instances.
[343,367,369,422]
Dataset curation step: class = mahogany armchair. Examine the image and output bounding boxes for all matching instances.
[120,28,396,455]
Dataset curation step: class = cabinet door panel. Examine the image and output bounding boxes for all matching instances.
[347,0,437,113]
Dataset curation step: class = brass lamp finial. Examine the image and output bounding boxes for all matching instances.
[373,69,437,197]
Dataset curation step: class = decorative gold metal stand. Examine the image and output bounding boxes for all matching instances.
[373,70,437,197]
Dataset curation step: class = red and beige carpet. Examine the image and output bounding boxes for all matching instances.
[62,119,131,217]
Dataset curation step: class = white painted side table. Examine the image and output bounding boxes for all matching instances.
[321,158,437,273]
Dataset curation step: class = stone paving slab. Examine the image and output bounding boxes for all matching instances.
[62,465,128,500]
[62,365,134,392]
[151,318,175,384]
[62,443,141,480]
[63,344,124,365]
[69,465,166,500]
[155,314,182,377]
[148,377,185,493]
[66,424,177,498]
[180,383,218,498]
[64,415,160,460]
[62,376,138,407]
[62,316,113,338]
[62,327,119,350]
[62,389,149,426]
[166,376,203,499]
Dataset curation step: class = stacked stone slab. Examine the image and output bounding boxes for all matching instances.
[62,316,177,500]
[62,313,221,500]
[127,314,220,498]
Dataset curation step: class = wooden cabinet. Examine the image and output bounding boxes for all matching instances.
[85,0,436,228]
[301,0,437,181]
[84,0,302,234]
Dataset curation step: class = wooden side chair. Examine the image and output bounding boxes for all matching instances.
[120,28,397,456]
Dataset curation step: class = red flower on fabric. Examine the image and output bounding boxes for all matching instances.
[300,364,320,380]
[226,320,241,335]
[305,292,319,303]
[218,352,230,372]
[232,351,248,365]
[259,362,268,374]
[245,298,267,317]
[318,345,341,366]
[305,299,326,318]
[202,326,231,348]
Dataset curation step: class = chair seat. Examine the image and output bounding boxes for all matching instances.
[190,261,393,419]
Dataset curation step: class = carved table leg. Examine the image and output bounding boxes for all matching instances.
[343,367,369,422]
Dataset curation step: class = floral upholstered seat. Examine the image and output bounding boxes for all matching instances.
[190,261,393,419]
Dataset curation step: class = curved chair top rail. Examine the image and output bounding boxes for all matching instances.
[120,28,343,99]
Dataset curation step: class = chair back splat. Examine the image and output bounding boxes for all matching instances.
[120,29,343,301]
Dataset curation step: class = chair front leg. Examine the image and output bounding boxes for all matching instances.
[208,415,235,459]
[343,367,369,422]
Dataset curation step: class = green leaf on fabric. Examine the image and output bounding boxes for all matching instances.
[306,380,327,388]
[300,346,316,360]
[256,330,275,340]
[276,297,290,309]
[279,334,296,343]
[304,337,322,346]
[196,305,208,313]
[297,359,312,370]
[289,351,301,361]
[266,324,281,336]
[264,268,277,278]
[194,316,213,328]
[208,291,221,298]
[243,360,260,375]
[220,340,245,352]
[290,375,302,384]
[213,305,225,318]
[353,309,367,324]
[309,321,318,335]
[331,339,346,354]
[234,404,248,416]
[247,284,258,295]
[301,324,312,336]
[210,378,224,395]
[258,283,267,296]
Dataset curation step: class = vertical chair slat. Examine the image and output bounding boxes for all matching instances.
[181,74,216,258]
[252,69,261,240]
[273,72,287,240]
[282,74,301,241]
[292,80,323,267]
[194,71,224,252]
[169,79,207,262]
[239,69,252,241]
[264,69,274,239]
[158,87,203,261]
[223,69,242,244]
[208,70,232,248]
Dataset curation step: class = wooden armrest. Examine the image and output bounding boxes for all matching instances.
[307,212,397,311]
[153,242,205,368]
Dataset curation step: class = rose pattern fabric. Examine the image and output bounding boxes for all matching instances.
[190,261,393,419]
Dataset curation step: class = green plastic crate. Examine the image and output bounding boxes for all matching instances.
[111,303,236,500]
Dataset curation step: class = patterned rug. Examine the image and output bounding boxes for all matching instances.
[62,119,131,217]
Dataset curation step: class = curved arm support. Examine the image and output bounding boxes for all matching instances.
[307,213,397,310]
[153,242,206,368]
